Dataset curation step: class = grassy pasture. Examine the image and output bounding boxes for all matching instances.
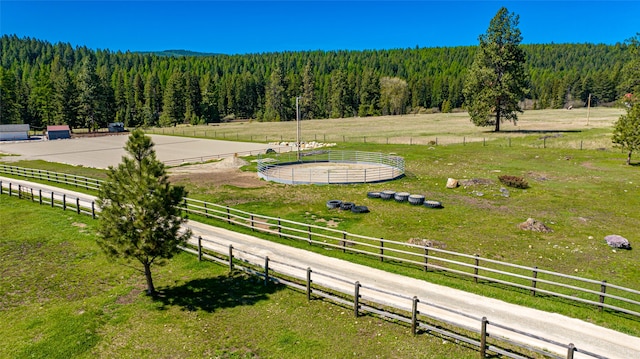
[0,196,481,358]
[146,107,625,148]
[2,108,639,337]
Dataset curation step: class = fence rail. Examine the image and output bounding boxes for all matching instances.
[0,178,626,358]
[183,232,604,359]
[181,197,640,319]
[0,164,103,190]
[143,126,620,151]
[257,150,405,184]
[1,164,639,320]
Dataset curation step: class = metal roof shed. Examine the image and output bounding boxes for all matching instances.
[46,125,71,140]
[0,124,30,141]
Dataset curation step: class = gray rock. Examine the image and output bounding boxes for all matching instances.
[500,187,510,198]
[604,235,632,249]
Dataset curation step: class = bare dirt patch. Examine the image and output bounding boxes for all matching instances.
[168,157,265,189]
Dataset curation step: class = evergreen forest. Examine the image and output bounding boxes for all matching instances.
[0,34,634,130]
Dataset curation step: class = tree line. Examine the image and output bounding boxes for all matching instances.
[0,34,635,130]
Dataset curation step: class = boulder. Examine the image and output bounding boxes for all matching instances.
[518,218,553,233]
[604,235,631,249]
[446,178,459,189]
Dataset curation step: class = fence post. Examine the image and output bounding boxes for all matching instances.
[91,202,96,219]
[226,206,231,224]
[228,245,233,272]
[63,194,66,211]
[197,236,202,261]
[31,188,34,201]
[380,238,384,262]
[264,256,269,286]
[76,198,80,214]
[342,232,347,253]
[474,254,480,283]
[250,215,254,231]
[306,267,312,301]
[480,317,488,357]
[543,137,547,149]
[308,225,312,245]
[424,246,429,272]
[411,296,419,335]
[567,343,575,359]
[51,191,54,207]
[354,281,360,317]
[277,218,281,237]
[18,184,21,199]
[599,280,607,311]
[531,266,538,296]
[7,182,11,196]
[39,189,42,205]
[0,181,2,195]
[204,202,208,215]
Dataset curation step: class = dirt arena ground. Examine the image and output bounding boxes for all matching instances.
[0,134,284,169]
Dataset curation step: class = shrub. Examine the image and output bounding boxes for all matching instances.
[498,175,529,189]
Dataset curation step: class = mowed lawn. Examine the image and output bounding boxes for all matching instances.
[0,196,480,359]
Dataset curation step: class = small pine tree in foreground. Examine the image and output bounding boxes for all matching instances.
[96,129,191,295]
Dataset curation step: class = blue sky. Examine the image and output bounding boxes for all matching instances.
[1,1,638,54]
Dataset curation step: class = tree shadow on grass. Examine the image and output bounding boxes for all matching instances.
[153,272,283,312]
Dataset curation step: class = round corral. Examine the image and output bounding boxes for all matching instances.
[257,150,404,184]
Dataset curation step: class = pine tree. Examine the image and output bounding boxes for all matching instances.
[0,67,21,124]
[463,7,528,131]
[201,74,220,123]
[300,60,315,120]
[76,55,102,131]
[263,64,286,121]
[160,71,185,126]
[143,72,162,127]
[613,103,640,165]
[50,56,79,127]
[96,130,191,296]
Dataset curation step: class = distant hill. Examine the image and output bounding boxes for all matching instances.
[135,49,219,57]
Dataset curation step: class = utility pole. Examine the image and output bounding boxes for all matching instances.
[587,93,591,126]
[296,96,301,161]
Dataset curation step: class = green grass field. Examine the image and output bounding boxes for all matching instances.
[1,108,639,350]
[0,196,483,358]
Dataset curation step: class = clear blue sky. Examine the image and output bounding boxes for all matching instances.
[1,1,638,54]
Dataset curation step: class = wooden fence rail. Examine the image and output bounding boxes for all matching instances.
[0,179,621,358]
[1,165,639,319]
[185,232,606,359]
[181,197,640,319]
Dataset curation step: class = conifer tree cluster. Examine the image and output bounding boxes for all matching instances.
[0,33,635,128]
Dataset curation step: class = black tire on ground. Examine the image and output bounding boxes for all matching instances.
[326,200,342,209]
[351,205,370,213]
[380,190,395,200]
[340,202,355,210]
[367,191,381,198]
[408,194,425,205]
[394,192,410,202]
[424,200,443,209]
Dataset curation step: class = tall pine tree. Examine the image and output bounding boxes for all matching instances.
[463,7,528,131]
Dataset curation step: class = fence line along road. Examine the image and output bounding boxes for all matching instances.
[1,164,639,320]
[4,180,638,359]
